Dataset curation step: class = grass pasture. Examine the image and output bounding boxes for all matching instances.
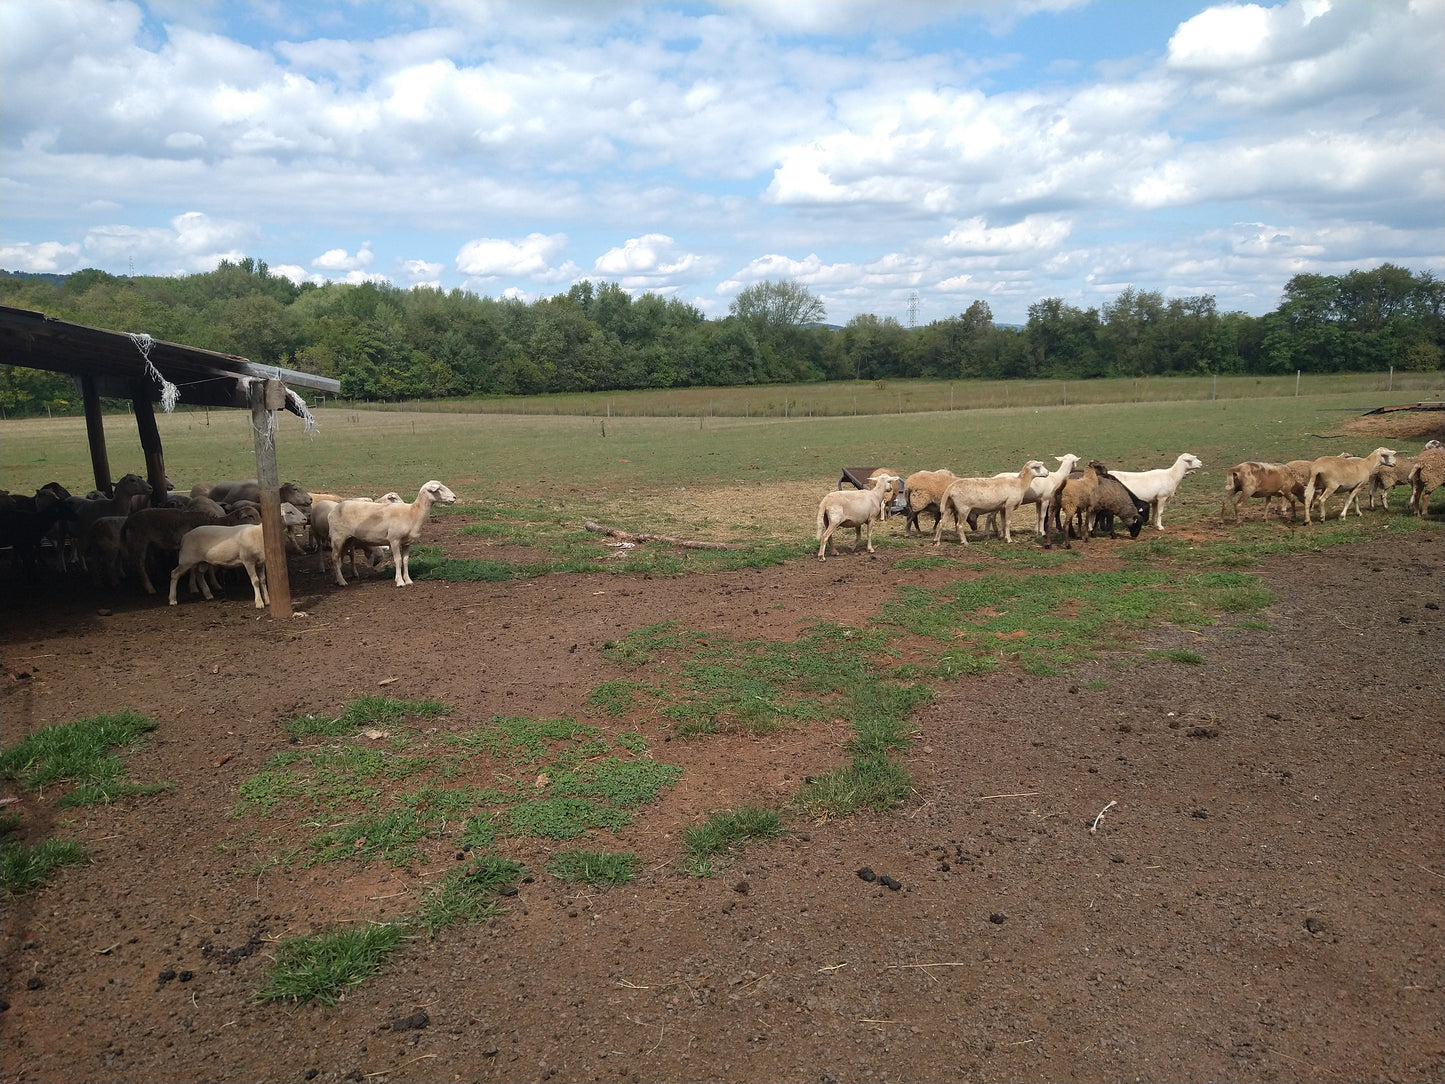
[2,376,1441,542]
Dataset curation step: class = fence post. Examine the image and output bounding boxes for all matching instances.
[1389,366,1394,392]
[1295,370,1300,396]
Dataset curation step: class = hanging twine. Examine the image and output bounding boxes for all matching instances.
[280,374,320,437]
[127,332,180,413]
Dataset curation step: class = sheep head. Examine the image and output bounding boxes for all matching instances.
[423,481,457,504]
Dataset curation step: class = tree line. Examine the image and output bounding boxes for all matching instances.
[1,259,1439,416]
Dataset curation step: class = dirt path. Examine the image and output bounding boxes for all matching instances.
[1,525,1441,1083]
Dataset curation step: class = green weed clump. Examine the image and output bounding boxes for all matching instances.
[0,710,168,806]
[547,849,636,886]
[283,696,450,739]
[256,923,409,1006]
[683,807,783,875]
[420,855,527,932]
[1,838,87,896]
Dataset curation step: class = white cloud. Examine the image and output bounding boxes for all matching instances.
[456,232,575,281]
[312,243,373,271]
[593,234,701,285]
[0,240,83,273]
[399,258,444,282]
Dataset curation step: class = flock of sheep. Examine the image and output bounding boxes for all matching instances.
[0,478,456,608]
[815,441,1445,560]
[2,436,1441,599]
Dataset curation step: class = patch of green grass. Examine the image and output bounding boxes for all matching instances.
[506,796,635,840]
[419,855,527,932]
[447,716,604,765]
[309,807,428,866]
[796,754,914,817]
[0,710,168,807]
[236,744,434,817]
[588,681,659,717]
[600,622,703,666]
[1084,678,1109,690]
[256,922,409,1006]
[547,849,636,886]
[1150,648,1206,665]
[683,807,783,874]
[0,838,87,896]
[284,696,452,740]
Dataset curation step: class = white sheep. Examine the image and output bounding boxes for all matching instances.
[1408,445,1445,516]
[203,478,314,509]
[980,454,1081,536]
[329,481,457,587]
[168,524,270,608]
[933,461,1050,547]
[815,473,901,560]
[309,493,404,573]
[1302,447,1396,524]
[1107,453,1203,531]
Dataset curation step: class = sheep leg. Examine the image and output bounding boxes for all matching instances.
[397,543,412,586]
[329,537,350,586]
[244,560,268,608]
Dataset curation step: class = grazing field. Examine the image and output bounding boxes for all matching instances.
[1,381,1441,1084]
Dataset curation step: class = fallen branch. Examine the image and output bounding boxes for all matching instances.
[583,521,746,550]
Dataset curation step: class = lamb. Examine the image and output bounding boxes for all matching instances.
[168,525,270,609]
[1222,462,1307,524]
[329,481,457,586]
[901,469,959,537]
[1106,453,1203,530]
[816,473,902,560]
[1302,447,1396,524]
[1408,445,1445,516]
[1047,466,1098,547]
[122,498,261,594]
[933,461,1050,547]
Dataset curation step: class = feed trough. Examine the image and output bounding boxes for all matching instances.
[837,465,908,515]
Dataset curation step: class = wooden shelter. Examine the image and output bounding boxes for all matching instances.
[0,304,340,617]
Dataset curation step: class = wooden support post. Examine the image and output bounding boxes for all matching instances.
[80,375,113,495]
[250,378,292,619]
[130,382,169,505]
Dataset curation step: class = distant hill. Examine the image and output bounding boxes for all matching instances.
[1,269,71,288]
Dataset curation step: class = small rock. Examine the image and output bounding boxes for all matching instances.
[391,1011,429,1032]
[97,608,113,617]
[1304,916,1324,935]
[178,971,193,983]
[304,1071,319,1081]
[158,969,177,984]
[878,875,901,891]
[1191,809,1209,819]
[989,913,1006,925]
[25,977,42,990]
[498,884,519,897]
[733,880,750,895]
[855,867,876,882]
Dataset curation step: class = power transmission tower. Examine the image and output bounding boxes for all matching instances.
[907,291,920,328]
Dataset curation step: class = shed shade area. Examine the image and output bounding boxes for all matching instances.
[0,304,340,618]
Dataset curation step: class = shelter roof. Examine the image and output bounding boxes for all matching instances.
[0,304,339,415]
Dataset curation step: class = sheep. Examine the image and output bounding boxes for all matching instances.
[1367,456,1419,511]
[1106,453,1203,531]
[1047,466,1097,547]
[203,479,314,509]
[329,481,457,586]
[1302,447,1396,524]
[1408,445,1445,516]
[78,515,129,587]
[168,524,269,608]
[66,473,152,542]
[980,454,1081,537]
[901,469,959,537]
[309,493,404,573]
[816,473,902,560]
[1222,462,1307,524]
[122,498,261,594]
[933,461,1050,547]
[1091,471,1148,538]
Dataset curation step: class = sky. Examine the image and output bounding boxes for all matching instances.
[1,0,1441,326]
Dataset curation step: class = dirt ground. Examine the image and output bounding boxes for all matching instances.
[1,510,1441,1084]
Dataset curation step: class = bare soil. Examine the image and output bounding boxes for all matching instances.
[1,517,1441,1084]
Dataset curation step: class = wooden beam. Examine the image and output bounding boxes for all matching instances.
[250,378,292,619]
[130,380,169,505]
[80,375,113,495]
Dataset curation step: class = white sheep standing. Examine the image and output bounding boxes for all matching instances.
[933,461,1051,546]
[816,474,901,560]
[329,481,457,587]
[168,524,270,608]
[1107,453,1203,530]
